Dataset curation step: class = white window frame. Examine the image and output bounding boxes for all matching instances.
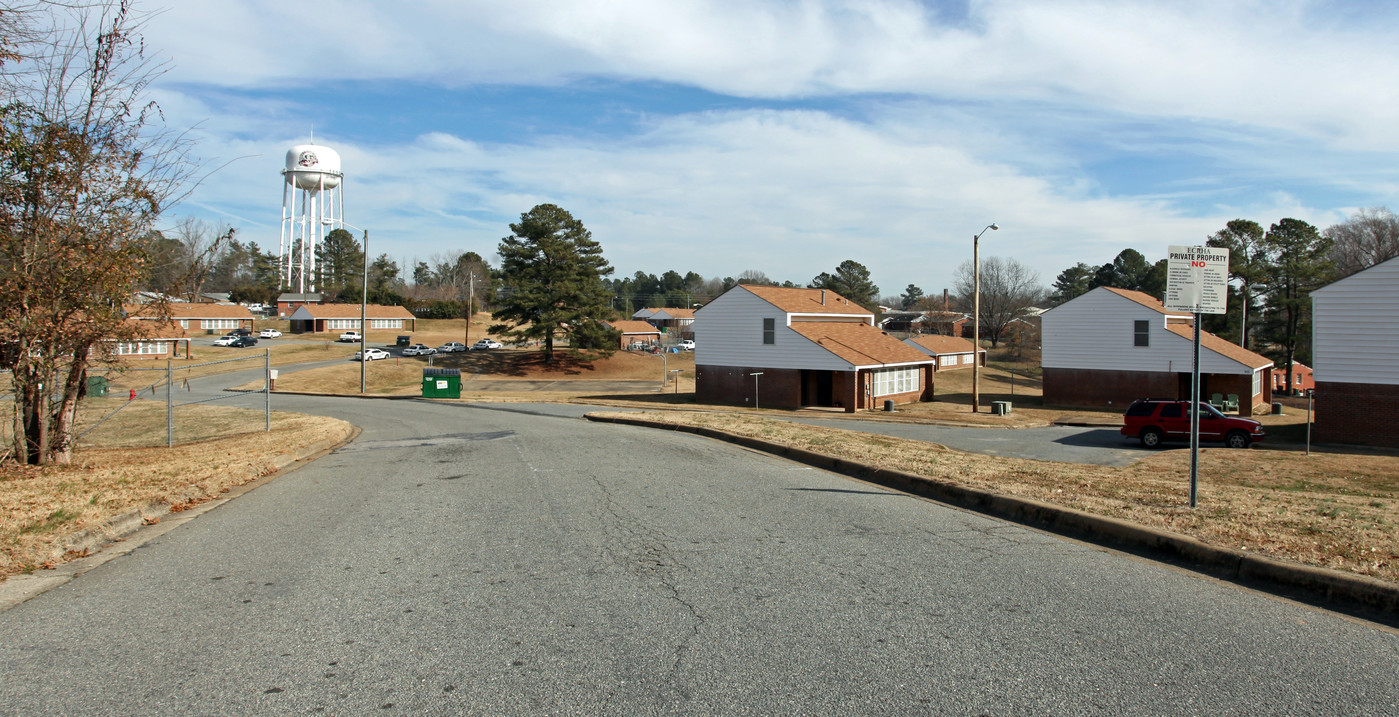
[872,367,920,397]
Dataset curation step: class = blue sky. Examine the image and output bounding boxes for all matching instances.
[143,0,1399,300]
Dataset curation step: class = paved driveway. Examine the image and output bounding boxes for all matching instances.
[3,396,1397,714]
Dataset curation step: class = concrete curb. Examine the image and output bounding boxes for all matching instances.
[0,427,360,613]
[586,413,1399,626]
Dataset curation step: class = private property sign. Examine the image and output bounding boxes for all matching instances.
[1165,245,1230,314]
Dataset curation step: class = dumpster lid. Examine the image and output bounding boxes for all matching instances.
[423,368,461,376]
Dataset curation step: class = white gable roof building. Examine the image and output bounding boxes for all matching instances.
[1310,256,1399,447]
[1041,287,1273,411]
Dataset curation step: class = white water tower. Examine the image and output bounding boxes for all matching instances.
[279,143,345,293]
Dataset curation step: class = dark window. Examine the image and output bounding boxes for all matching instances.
[1159,403,1182,418]
[762,318,775,345]
[1134,320,1150,347]
[1124,402,1155,417]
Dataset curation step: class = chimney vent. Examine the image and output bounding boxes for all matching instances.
[821,290,826,305]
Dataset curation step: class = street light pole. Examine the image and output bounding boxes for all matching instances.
[359,229,368,394]
[971,223,998,413]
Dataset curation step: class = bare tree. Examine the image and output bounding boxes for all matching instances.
[1,1,198,464]
[1324,207,1399,278]
[953,256,1045,347]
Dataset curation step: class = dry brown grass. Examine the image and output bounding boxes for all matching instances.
[0,399,352,577]
[257,341,697,396]
[592,410,1399,584]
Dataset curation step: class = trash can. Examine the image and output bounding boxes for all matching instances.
[421,367,461,398]
[85,376,108,397]
[397,335,411,347]
[1271,402,1282,415]
[883,399,895,412]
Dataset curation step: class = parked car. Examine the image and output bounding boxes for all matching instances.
[402,343,437,356]
[1121,399,1265,449]
[472,339,503,350]
[258,328,282,338]
[677,339,695,351]
[339,331,362,342]
[212,335,238,346]
[352,347,390,361]
[438,342,467,353]
[226,336,258,348]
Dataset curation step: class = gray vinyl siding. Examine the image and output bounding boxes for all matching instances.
[1312,256,1399,386]
[692,287,858,371]
[1043,288,1257,375]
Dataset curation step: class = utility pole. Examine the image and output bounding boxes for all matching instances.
[465,272,474,347]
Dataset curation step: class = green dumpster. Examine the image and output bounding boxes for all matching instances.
[85,375,108,397]
[421,367,461,398]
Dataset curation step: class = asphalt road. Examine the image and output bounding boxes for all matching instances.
[2,386,1397,714]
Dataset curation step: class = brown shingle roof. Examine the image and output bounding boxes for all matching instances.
[742,285,873,316]
[654,308,695,319]
[906,335,978,355]
[1100,287,1191,315]
[789,322,933,367]
[1164,324,1273,370]
[605,320,662,335]
[299,303,415,319]
[124,303,254,320]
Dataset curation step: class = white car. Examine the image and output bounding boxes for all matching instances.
[352,348,390,361]
[677,339,695,351]
[438,342,466,353]
[212,335,238,346]
[258,329,282,338]
[339,331,362,342]
[402,343,437,356]
[472,339,503,350]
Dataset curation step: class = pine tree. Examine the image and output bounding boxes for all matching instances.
[491,204,615,362]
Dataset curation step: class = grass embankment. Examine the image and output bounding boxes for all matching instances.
[0,399,352,577]
[590,409,1399,583]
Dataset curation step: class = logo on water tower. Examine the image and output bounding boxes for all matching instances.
[297,150,319,168]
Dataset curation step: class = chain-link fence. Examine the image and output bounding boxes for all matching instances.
[1,350,273,452]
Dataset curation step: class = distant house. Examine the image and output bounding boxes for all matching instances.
[124,302,255,335]
[286,303,416,334]
[603,320,663,349]
[693,285,934,412]
[1310,256,1399,447]
[108,322,193,360]
[1041,287,1273,412]
[1271,362,1314,395]
[904,335,984,371]
[276,293,323,318]
[878,311,924,333]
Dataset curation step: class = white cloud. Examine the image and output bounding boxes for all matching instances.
[172,102,1305,295]
[146,1,1399,150]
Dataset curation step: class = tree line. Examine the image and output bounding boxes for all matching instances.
[1044,208,1399,392]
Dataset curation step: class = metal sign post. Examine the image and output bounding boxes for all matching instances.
[1165,245,1229,508]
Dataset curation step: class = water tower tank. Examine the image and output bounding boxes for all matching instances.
[284,144,342,190]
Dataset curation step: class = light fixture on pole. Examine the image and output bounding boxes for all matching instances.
[325,219,369,394]
[972,223,998,413]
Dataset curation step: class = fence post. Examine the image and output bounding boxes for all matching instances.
[264,348,271,432]
[166,358,173,448]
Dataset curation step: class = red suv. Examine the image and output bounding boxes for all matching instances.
[1121,399,1265,449]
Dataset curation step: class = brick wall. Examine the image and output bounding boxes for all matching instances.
[1043,368,1179,409]
[697,365,932,412]
[1044,368,1267,412]
[1314,382,1399,448]
[696,366,803,409]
